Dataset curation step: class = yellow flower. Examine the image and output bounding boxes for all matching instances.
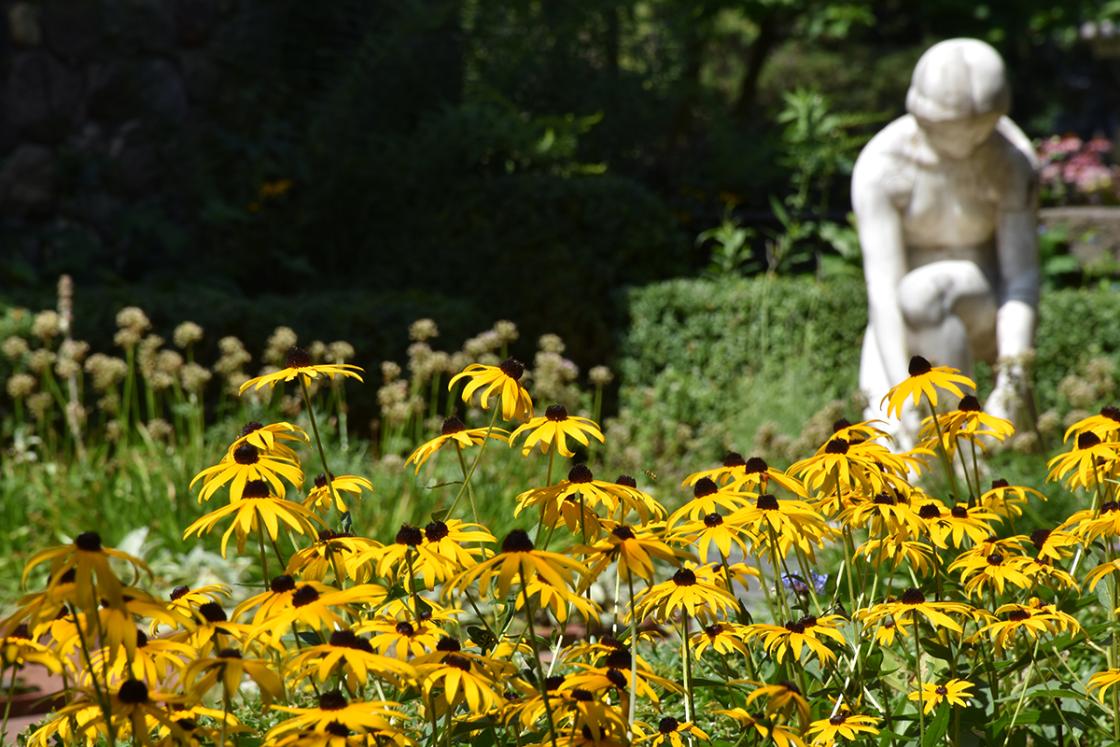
[947,544,1035,597]
[743,614,846,665]
[856,536,935,575]
[788,437,889,498]
[690,622,750,657]
[190,443,303,503]
[359,616,451,659]
[670,511,752,563]
[1087,669,1120,703]
[917,500,996,549]
[970,599,1081,653]
[285,531,379,583]
[232,575,337,628]
[728,493,831,559]
[716,708,807,747]
[666,478,754,528]
[633,566,739,624]
[857,587,974,634]
[405,417,510,473]
[577,523,682,584]
[239,346,363,394]
[228,420,308,462]
[285,628,416,688]
[881,355,974,419]
[1064,406,1120,443]
[268,691,409,740]
[182,480,323,557]
[183,647,284,704]
[304,473,373,514]
[633,716,709,746]
[684,454,807,497]
[415,642,509,715]
[0,625,62,674]
[1047,431,1120,490]
[978,479,1046,518]
[919,395,1014,452]
[448,530,587,607]
[908,679,975,714]
[449,358,534,421]
[21,531,149,615]
[517,465,666,526]
[805,711,880,745]
[745,681,812,724]
[840,492,925,540]
[510,404,605,457]
[251,583,385,642]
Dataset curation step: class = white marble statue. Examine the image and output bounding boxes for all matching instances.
[852,38,1040,448]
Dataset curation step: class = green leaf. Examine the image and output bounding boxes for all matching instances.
[922,704,950,747]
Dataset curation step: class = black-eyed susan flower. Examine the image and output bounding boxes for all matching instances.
[405,417,511,473]
[970,599,1081,653]
[1064,406,1120,443]
[232,575,337,628]
[239,346,363,394]
[359,616,451,660]
[871,615,912,646]
[88,628,194,688]
[448,530,587,609]
[422,519,495,574]
[633,716,709,746]
[512,682,626,742]
[165,584,231,624]
[633,566,739,624]
[577,523,682,584]
[252,583,384,642]
[856,536,936,575]
[716,708,807,747]
[285,628,416,688]
[153,705,244,747]
[729,493,831,559]
[857,587,974,634]
[182,479,323,557]
[690,622,750,657]
[840,491,925,540]
[510,404,605,457]
[267,691,408,740]
[1047,431,1120,491]
[183,648,284,705]
[1028,527,1079,563]
[744,681,812,724]
[517,465,665,528]
[805,711,880,745]
[683,451,753,487]
[743,614,845,665]
[415,646,508,715]
[788,437,889,498]
[1069,501,1120,543]
[948,544,1035,597]
[1087,670,1120,704]
[979,479,1046,519]
[918,501,995,549]
[182,601,254,656]
[881,355,974,419]
[562,646,679,706]
[666,478,754,528]
[670,511,752,563]
[304,473,373,514]
[22,531,149,614]
[908,678,975,714]
[286,531,379,584]
[919,395,1014,452]
[364,523,455,589]
[190,444,303,503]
[449,358,533,421]
[229,420,308,462]
[0,624,62,674]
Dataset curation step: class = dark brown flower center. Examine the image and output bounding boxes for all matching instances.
[571,688,594,702]
[240,421,263,437]
[704,624,722,637]
[286,347,312,369]
[545,675,565,691]
[1102,406,1120,422]
[950,506,969,519]
[986,553,1004,566]
[918,503,941,519]
[568,464,593,483]
[395,621,415,636]
[436,636,461,652]
[118,679,149,704]
[606,668,627,688]
[703,512,723,527]
[326,721,351,737]
[314,473,329,489]
[444,653,471,671]
[1006,608,1030,622]
[176,718,198,732]
[832,418,852,433]
[545,404,568,421]
[604,649,631,669]
[825,438,849,455]
[798,615,818,627]
[270,575,296,593]
[756,494,779,511]
[425,521,450,542]
[170,585,189,601]
[501,529,535,553]
[672,568,697,586]
[441,417,466,435]
[958,395,981,412]
[291,585,320,607]
[318,691,347,710]
[1030,529,1051,549]
[784,620,806,634]
[242,479,270,498]
[991,479,1009,489]
[616,475,637,488]
[936,685,948,695]
[75,531,102,552]
[908,356,932,376]
[329,630,361,649]
[612,525,636,540]
[693,478,718,497]
[873,492,896,505]
[745,457,768,474]
[900,587,926,605]
[218,648,242,659]
[498,358,525,380]
[198,602,227,622]
[830,714,847,725]
[1078,432,1102,450]
[722,451,746,468]
[658,717,680,734]
[396,524,423,546]
[233,443,259,465]
[135,630,148,648]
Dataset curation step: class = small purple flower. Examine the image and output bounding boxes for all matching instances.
[782,572,827,595]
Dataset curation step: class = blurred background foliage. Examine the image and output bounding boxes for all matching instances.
[3,0,1120,420]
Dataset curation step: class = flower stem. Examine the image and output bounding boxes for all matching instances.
[520,562,558,747]
[300,378,345,522]
[1,664,18,744]
[681,614,695,724]
[626,570,639,740]
[913,623,925,744]
[445,407,500,520]
[455,448,480,525]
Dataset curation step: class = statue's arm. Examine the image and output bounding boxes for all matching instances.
[994,150,1040,362]
[852,155,910,386]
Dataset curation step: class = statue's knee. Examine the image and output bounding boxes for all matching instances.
[897,275,948,327]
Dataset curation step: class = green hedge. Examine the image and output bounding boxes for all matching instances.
[619,275,1120,463]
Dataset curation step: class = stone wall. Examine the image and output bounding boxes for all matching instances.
[0,0,232,235]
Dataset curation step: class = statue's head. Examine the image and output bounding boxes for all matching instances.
[906,38,1009,159]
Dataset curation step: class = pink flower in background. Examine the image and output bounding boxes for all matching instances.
[1036,133,1120,205]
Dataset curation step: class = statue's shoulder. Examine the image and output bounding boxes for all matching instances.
[852,115,918,199]
[984,117,1038,200]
